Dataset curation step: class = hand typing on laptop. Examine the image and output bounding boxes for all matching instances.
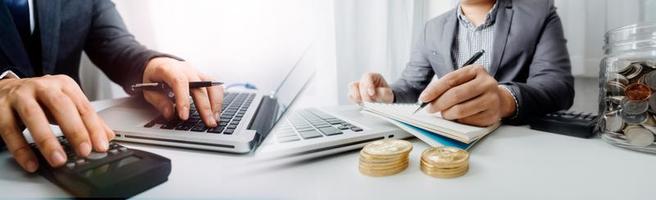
[0,57,222,173]
[142,57,223,127]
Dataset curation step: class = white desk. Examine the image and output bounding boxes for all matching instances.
[1,98,654,199]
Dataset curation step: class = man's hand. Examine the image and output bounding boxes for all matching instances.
[348,73,394,104]
[0,75,115,172]
[418,65,516,126]
[142,57,224,128]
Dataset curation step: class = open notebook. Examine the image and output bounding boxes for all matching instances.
[361,102,499,146]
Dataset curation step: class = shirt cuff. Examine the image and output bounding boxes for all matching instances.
[0,70,20,80]
[500,84,519,120]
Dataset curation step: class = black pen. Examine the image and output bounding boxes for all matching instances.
[131,81,224,97]
[413,49,486,114]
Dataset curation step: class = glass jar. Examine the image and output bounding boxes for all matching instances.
[599,23,656,153]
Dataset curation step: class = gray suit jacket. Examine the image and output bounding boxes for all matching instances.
[391,0,574,124]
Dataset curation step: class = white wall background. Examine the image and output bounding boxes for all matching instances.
[80,0,656,107]
[81,0,338,108]
[556,0,651,77]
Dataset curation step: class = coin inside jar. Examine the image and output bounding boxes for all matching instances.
[608,96,625,105]
[604,111,625,132]
[649,95,656,113]
[643,61,656,69]
[606,81,626,96]
[621,111,648,124]
[625,83,652,101]
[643,71,656,90]
[622,63,643,80]
[623,126,655,147]
[622,99,649,115]
[608,73,630,85]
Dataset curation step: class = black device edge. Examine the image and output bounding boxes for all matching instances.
[32,143,171,198]
[247,95,279,151]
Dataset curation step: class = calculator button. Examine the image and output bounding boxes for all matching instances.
[87,152,108,160]
[75,159,86,165]
[109,149,119,155]
[66,162,75,169]
[119,147,128,152]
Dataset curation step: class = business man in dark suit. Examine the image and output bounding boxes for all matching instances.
[0,0,224,172]
[349,0,574,126]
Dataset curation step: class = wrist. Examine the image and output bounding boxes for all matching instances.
[146,57,174,70]
[144,57,176,82]
[497,85,517,118]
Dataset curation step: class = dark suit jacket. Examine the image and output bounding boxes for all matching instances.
[390,0,574,124]
[0,0,171,92]
[0,0,174,148]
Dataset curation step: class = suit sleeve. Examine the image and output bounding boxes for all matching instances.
[500,3,574,124]
[83,0,181,95]
[390,24,435,103]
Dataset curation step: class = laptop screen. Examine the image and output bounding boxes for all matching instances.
[271,46,316,122]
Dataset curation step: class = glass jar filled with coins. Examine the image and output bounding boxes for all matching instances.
[599,23,656,153]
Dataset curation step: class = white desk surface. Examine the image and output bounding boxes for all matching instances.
[1,98,654,199]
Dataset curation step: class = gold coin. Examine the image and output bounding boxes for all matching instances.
[359,153,409,163]
[420,160,468,171]
[360,160,409,170]
[421,165,468,174]
[420,156,467,168]
[420,166,468,176]
[421,166,468,178]
[362,139,413,157]
[359,157,407,165]
[359,162,409,172]
[421,147,469,166]
[359,163,409,177]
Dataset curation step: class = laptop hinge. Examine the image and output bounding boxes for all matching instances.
[247,96,279,149]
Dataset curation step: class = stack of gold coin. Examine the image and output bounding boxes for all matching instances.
[359,139,413,177]
[420,147,470,178]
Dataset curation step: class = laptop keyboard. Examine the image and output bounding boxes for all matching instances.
[143,92,256,135]
[272,109,364,143]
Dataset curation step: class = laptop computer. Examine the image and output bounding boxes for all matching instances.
[99,47,411,157]
[98,47,317,153]
[255,105,412,160]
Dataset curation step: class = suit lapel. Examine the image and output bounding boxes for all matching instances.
[490,0,514,76]
[36,0,60,74]
[0,2,33,76]
[434,10,457,78]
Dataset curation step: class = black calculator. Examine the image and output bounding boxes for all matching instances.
[30,137,171,198]
[529,110,598,138]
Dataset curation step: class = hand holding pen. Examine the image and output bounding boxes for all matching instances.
[132,81,224,98]
[140,58,225,128]
[412,49,515,127]
[414,50,485,114]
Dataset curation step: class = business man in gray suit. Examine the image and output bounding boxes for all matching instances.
[0,0,223,172]
[349,0,574,126]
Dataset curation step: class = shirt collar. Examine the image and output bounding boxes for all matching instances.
[457,1,499,30]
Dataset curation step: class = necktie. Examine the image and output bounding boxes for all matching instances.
[3,0,30,43]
